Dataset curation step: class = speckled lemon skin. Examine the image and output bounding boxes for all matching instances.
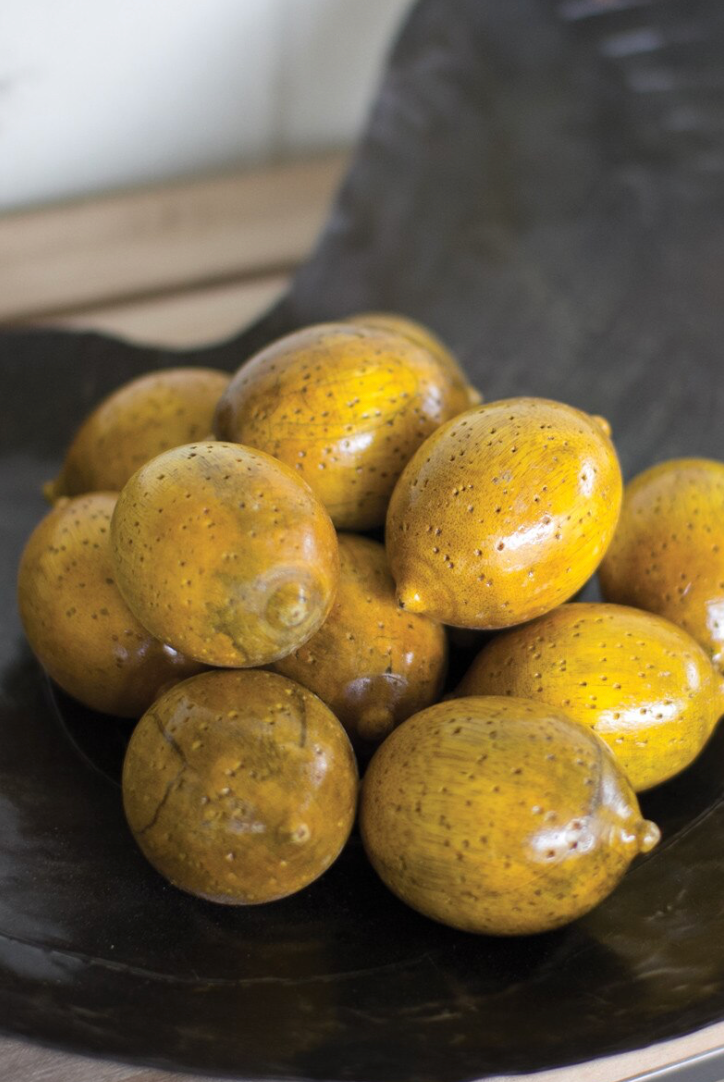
[111,442,339,668]
[386,397,623,628]
[599,459,724,674]
[17,493,204,716]
[46,367,230,502]
[360,696,659,936]
[271,534,447,750]
[456,603,724,791]
[123,670,358,904]
[346,312,482,408]
[213,323,471,530]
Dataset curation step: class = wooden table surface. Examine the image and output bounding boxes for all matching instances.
[3,153,724,1082]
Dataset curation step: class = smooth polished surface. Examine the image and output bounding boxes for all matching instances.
[600,460,724,674]
[386,399,622,627]
[360,696,659,935]
[111,442,339,668]
[1,0,724,1078]
[214,322,471,530]
[345,312,482,408]
[123,670,358,905]
[456,603,724,792]
[271,533,447,750]
[17,493,204,717]
[46,368,230,502]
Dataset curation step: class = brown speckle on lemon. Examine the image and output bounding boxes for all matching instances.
[272,533,447,751]
[213,323,471,530]
[46,367,230,501]
[17,492,204,716]
[123,670,358,904]
[456,602,724,791]
[360,696,659,935]
[386,397,623,628]
[600,458,724,673]
[110,442,339,668]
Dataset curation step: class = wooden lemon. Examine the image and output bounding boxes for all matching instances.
[213,322,471,530]
[17,493,204,716]
[386,397,623,628]
[111,442,339,667]
[600,459,724,673]
[45,367,230,502]
[456,603,724,791]
[360,696,660,935]
[346,311,481,407]
[123,670,358,904]
[272,533,447,749]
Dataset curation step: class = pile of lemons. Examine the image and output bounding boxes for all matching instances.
[18,314,724,935]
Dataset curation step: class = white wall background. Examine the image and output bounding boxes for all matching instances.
[0,0,413,212]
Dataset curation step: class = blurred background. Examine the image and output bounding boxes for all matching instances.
[1,0,413,212]
[1,0,416,345]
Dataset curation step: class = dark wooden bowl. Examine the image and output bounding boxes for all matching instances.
[1,2,723,1078]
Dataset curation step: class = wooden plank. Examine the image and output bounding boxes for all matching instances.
[0,152,347,322]
[37,273,288,348]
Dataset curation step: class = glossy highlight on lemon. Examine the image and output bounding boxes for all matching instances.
[360,696,659,935]
[213,322,471,530]
[111,441,339,668]
[456,603,724,791]
[123,670,358,904]
[17,493,204,716]
[346,311,481,407]
[600,458,724,673]
[272,533,448,750]
[386,397,623,628]
[45,367,230,502]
